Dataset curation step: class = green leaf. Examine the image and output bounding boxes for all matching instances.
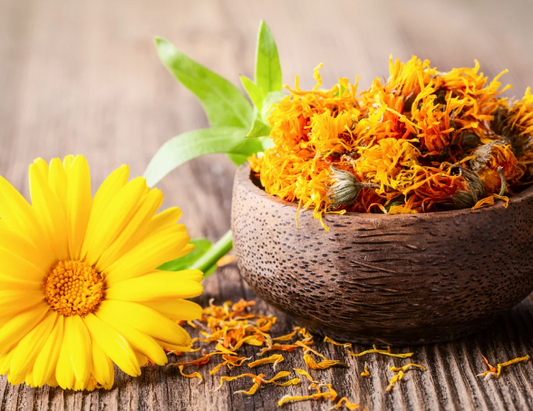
[155,37,253,129]
[240,75,266,110]
[144,126,261,187]
[255,21,282,94]
[158,239,212,271]
[226,153,249,165]
[247,109,271,138]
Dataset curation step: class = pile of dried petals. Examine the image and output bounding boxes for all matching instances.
[250,57,533,228]
[166,300,529,408]
[167,299,369,409]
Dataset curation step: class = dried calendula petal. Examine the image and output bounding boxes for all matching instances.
[217,255,236,267]
[272,327,303,342]
[386,363,427,392]
[216,373,262,392]
[210,355,250,375]
[471,194,509,210]
[324,336,353,349]
[329,397,365,410]
[278,383,338,406]
[263,371,300,387]
[178,365,203,384]
[304,354,344,370]
[386,370,405,392]
[248,354,285,369]
[259,343,299,356]
[478,355,530,379]
[348,345,414,358]
[389,363,427,373]
[296,341,326,359]
[294,368,319,383]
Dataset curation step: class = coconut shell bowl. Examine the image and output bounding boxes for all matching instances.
[231,164,533,346]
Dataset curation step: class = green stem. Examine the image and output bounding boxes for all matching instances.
[191,230,233,277]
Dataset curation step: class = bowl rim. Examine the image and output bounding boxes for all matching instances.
[236,163,533,221]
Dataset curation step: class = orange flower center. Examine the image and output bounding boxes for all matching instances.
[44,260,104,317]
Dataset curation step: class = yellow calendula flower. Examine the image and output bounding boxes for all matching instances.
[0,155,203,391]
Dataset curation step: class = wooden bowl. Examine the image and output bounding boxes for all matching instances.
[231,164,533,346]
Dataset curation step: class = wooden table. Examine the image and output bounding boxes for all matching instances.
[1,0,533,409]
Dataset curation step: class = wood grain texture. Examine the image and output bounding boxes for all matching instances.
[0,0,532,410]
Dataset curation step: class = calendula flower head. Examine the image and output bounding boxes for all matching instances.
[0,155,203,391]
[251,56,533,228]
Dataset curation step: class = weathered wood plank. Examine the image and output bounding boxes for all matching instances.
[1,0,533,410]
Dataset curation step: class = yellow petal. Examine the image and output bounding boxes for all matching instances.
[63,155,75,168]
[147,207,183,236]
[104,226,190,285]
[91,341,114,389]
[96,300,191,347]
[10,311,57,381]
[0,303,49,353]
[0,349,15,375]
[142,299,202,321]
[0,248,47,282]
[135,352,148,368]
[24,367,35,387]
[0,291,45,324]
[105,270,203,301]
[153,339,191,352]
[55,328,76,389]
[29,162,69,260]
[49,158,68,209]
[46,372,59,387]
[85,177,148,266]
[96,306,168,366]
[65,315,91,384]
[0,177,44,248]
[0,279,42,291]
[83,314,140,377]
[32,158,50,178]
[97,188,164,270]
[81,164,129,258]
[0,225,53,273]
[65,156,92,259]
[33,316,65,387]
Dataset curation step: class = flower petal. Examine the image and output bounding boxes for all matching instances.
[83,314,141,377]
[0,177,44,248]
[96,306,167,366]
[33,316,64,387]
[142,299,203,321]
[81,165,129,258]
[97,188,164,270]
[84,177,148,266]
[105,270,203,301]
[0,249,48,282]
[0,349,15,375]
[147,207,183,236]
[29,161,69,260]
[65,156,92,259]
[0,303,49,353]
[0,291,45,325]
[49,158,68,209]
[65,315,91,385]
[103,226,190,285]
[0,225,53,273]
[9,311,57,382]
[96,300,191,347]
[55,328,75,389]
[91,341,114,390]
